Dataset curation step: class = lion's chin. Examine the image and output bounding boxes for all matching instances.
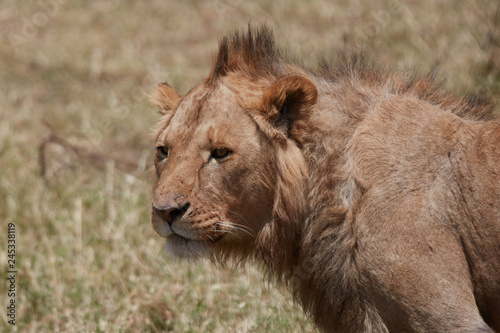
[164,234,210,259]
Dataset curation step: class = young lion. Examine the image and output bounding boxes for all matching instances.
[150,26,500,332]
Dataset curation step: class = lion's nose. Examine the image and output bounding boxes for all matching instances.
[153,202,190,226]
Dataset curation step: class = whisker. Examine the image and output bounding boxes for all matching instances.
[227,210,252,225]
[218,215,255,234]
[216,221,255,238]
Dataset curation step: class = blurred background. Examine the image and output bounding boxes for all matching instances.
[0,0,499,332]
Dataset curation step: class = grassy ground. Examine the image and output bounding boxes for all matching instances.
[0,0,499,332]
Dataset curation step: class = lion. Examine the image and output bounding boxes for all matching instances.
[149,26,500,332]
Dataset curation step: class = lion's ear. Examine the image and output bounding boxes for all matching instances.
[149,82,181,115]
[262,74,318,134]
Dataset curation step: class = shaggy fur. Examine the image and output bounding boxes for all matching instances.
[150,26,500,332]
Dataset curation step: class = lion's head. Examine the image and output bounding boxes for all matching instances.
[150,28,317,265]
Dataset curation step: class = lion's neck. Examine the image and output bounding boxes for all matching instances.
[283,80,374,330]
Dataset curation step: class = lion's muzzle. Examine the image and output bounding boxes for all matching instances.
[151,202,190,238]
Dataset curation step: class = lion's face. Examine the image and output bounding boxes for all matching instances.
[151,72,317,259]
[151,82,275,258]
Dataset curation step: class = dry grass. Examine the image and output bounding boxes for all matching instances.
[0,0,499,332]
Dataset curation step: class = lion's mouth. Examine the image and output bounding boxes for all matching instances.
[154,210,226,258]
[166,217,225,244]
[164,232,223,258]
[168,231,224,244]
[168,233,190,242]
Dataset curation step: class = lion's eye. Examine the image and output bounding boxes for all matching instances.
[156,146,168,161]
[211,148,231,160]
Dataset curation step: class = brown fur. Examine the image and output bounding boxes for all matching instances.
[150,26,500,332]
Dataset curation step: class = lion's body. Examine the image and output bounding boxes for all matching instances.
[150,27,500,332]
[356,99,500,331]
[295,88,500,331]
